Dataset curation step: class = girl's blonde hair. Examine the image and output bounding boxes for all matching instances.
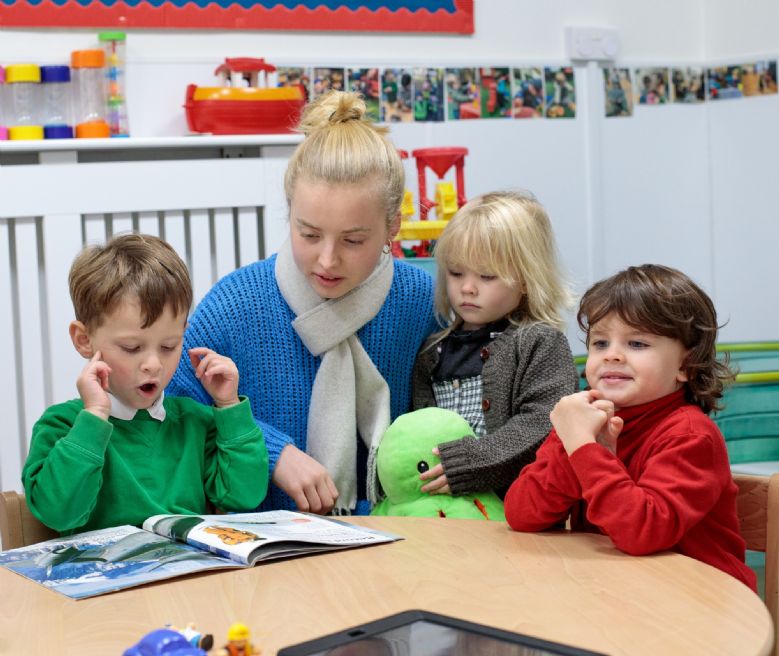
[433,190,573,332]
[284,91,404,227]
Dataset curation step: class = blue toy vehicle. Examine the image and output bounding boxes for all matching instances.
[123,628,207,656]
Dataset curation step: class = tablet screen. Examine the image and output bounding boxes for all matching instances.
[278,611,604,656]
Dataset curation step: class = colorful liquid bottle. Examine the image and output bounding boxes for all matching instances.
[0,66,7,141]
[99,31,130,137]
[40,65,74,139]
[5,64,44,141]
[71,49,110,138]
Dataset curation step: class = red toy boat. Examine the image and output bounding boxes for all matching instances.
[185,58,306,135]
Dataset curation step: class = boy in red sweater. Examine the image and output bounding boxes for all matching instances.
[505,264,756,591]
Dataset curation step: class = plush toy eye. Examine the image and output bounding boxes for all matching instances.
[417,461,429,473]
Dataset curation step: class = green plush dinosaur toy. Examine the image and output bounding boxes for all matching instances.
[371,407,505,521]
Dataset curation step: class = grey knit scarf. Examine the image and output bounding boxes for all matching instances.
[275,239,393,512]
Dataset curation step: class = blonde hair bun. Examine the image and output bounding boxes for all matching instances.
[284,90,401,222]
[298,91,369,135]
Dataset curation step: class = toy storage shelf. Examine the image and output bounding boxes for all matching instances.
[0,134,302,154]
[0,134,299,495]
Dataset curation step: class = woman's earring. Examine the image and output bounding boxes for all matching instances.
[382,240,392,255]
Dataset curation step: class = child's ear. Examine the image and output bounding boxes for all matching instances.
[676,351,691,383]
[69,321,94,359]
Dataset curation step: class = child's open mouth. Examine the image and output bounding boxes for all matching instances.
[139,382,158,396]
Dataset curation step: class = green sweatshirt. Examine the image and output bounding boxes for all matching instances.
[23,396,268,534]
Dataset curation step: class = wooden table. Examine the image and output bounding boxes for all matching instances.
[0,516,772,655]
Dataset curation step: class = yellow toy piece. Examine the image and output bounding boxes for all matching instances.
[434,181,458,221]
[215,622,261,656]
[228,623,250,641]
[395,219,449,241]
[401,189,415,218]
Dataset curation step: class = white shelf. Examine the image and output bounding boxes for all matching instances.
[0,133,303,153]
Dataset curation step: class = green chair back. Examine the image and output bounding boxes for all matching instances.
[714,375,779,464]
[718,343,779,374]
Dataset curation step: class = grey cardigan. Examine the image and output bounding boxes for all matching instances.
[412,321,578,495]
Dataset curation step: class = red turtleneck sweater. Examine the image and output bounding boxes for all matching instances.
[505,389,756,591]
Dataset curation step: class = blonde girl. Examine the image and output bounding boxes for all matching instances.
[412,190,578,495]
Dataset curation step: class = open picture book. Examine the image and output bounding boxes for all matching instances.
[0,510,400,600]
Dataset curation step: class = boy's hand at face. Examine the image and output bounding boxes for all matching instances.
[77,351,112,421]
[551,390,620,456]
[188,347,240,408]
[591,398,623,455]
[420,447,452,495]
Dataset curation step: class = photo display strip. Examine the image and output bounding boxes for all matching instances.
[271,60,778,122]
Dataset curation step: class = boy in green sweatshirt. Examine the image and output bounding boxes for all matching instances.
[23,233,268,534]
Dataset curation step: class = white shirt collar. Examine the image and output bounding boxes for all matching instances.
[108,391,167,422]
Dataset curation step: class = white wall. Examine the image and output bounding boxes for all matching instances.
[703,0,779,60]
[698,1,779,341]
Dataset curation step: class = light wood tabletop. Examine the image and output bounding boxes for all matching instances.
[0,516,772,656]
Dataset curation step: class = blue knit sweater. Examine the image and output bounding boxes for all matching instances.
[168,254,437,513]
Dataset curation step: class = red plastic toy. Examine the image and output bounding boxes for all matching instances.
[411,147,469,221]
[185,58,306,135]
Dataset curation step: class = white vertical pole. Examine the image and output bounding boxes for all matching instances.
[8,220,28,472]
[35,216,53,409]
[580,60,605,282]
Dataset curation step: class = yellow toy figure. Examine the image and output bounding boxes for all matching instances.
[434,181,458,221]
[215,622,260,656]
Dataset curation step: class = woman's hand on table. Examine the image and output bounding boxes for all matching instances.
[273,444,339,514]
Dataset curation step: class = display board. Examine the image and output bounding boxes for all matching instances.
[0,0,474,32]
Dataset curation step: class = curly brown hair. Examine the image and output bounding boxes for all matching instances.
[578,264,733,414]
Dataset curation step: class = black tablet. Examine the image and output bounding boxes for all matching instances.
[277,609,606,656]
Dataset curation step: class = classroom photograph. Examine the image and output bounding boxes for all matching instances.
[1,1,778,654]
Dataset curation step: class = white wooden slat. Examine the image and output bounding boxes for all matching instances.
[188,209,217,307]
[35,217,53,409]
[41,214,85,412]
[0,221,21,491]
[0,158,271,217]
[83,215,108,245]
[213,207,239,286]
[137,212,160,237]
[207,209,218,285]
[237,206,262,267]
[110,215,136,237]
[162,211,187,266]
[262,156,292,257]
[14,219,47,472]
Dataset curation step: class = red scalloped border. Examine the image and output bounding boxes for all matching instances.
[0,0,474,32]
